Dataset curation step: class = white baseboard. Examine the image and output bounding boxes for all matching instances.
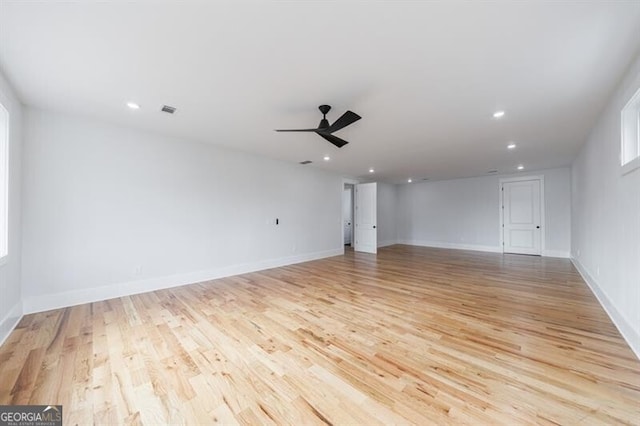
[542,249,571,258]
[23,248,344,315]
[398,240,570,258]
[571,257,640,360]
[0,301,23,346]
[377,239,398,248]
[398,239,503,253]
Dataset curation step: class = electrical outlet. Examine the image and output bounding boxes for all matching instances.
[133,265,142,275]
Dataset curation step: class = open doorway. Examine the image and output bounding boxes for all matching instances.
[343,183,354,247]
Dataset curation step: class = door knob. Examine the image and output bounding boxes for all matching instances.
[373,225,376,229]
[536,226,540,229]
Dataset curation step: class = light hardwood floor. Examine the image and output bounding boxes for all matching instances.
[1,245,639,425]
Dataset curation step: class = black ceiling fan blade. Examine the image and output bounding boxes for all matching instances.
[317,132,349,148]
[275,128,320,132]
[325,110,361,134]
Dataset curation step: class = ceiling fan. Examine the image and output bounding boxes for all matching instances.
[275,105,361,148]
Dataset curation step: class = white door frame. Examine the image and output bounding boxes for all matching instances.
[498,175,545,255]
[342,178,359,252]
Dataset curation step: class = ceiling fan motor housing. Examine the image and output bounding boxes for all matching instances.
[318,105,331,129]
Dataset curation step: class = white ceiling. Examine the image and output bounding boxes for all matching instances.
[1,1,639,183]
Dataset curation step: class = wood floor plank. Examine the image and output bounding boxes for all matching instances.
[1,245,638,425]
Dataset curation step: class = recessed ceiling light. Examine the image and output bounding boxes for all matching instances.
[517,165,524,170]
[127,102,140,110]
[407,178,412,183]
[507,143,516,149]
[493,110,505,118]
[369,168,375,173]
[323,156,330,161]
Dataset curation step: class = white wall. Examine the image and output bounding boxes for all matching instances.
[21,108,343,313]
[0,69,23,344]
[377,182,397,247]
[571,53,640,357]
[396,168,571,256]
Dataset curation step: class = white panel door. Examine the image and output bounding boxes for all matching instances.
[502,179,541,255]
[342,188,353,245]
[355,183,377,254]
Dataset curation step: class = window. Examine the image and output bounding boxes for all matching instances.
[0,102,7,260]
[621,87,640,174]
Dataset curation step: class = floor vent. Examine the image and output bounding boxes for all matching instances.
[299,160,312,165]
[161,105,177,114]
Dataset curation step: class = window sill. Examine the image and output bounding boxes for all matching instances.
[622,156,640,176]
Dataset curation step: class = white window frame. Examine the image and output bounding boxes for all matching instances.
[0,102,8,263]
[621,86,640,175]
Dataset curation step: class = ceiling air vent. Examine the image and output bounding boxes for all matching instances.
[299,160,313,165]
[161,105,177,114]
[487,169,498,174]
